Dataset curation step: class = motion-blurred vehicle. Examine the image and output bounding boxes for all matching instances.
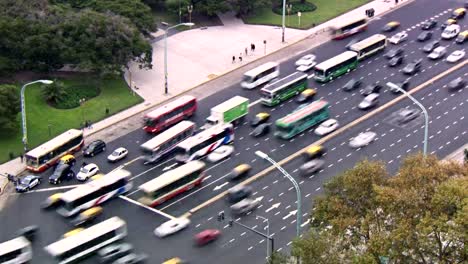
[207,145,234,162]
[296,60,317,72]
[390,79,410,93]
[71,206,103,227]
[251,123,271,137]
[389,31,408,44]
[385,48,403,59]
[227,185,252,203]
[107,147,128,163]
[162,258,186,264]
[299,159,325,176]
[154,218,191,238]
[456,31,468,43]
[382,21,400,32]
[441,24,460,39]
[388,56,404,67]
[49,163,74,185]
[76,163,99,181]
[396,109,420,124]
[230,198,260,215]
[314,119,339,136]
[403,59,422,75]
[295,54,316,66]
[362,83,382,96]
[303,145,326,160]
[423,40,440,53]
[41,193,63,209]
[83,139,106,157]
[250,112,270,127]
[358,93,379,110]
[16,225,39,242]
[112,253,147,264]
[296,89,316,103]
[345,38,362,50]
[349,131,377,148]
[448,77,466,90]
[63,228,84,238]
[451,8,466,19]
[417,31,432,42]
[428,46,447,60]
[15,175,42,193]
[440,18,457,30]
[228,164,251,181]
[194,229,221,246]
[342,79,362,91]
[446,50,465,63]
[98,242,133,263]
[421,20,437,30]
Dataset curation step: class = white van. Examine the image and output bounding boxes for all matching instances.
[441,24,461,39]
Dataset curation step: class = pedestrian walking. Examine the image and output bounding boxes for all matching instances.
[395,0,399,4]
[252,44,256,53]
[232,56,236,63]
[20,153,23,163]
[245,47,248,56]
[239,55,243,62]
[250,43,254,52]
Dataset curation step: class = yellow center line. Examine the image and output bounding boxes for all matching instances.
[182,60,468,218]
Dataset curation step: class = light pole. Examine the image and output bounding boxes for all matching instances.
[255,150,301,237]
[281,0,286,43]
[256,215,271,259]
[287,4,292,27]
[21,80,53,152]
[187,5,193,24]
[164,22,195,95]
[386,82,429,156]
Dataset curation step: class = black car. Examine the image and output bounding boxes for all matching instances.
[397,109,420,124]
[49,164,74,184]
[362,84,382,96]
[403,60,422,75]
[83,140,106,157]
[15,175,42,192]
[421,20,437,30]
[390,79,410,93]
[227,185,252,203]
[448,77,466,90]
[251,123,270,137]
[384,48,403,59]
[417,31,432,42]
[388,56,404,67]
[342,79,362,91]
[422,41,440,53]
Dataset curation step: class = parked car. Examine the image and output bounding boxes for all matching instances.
[349,131,377,148]
[207,145,234,162]
[303,145,326,160]
[250,112,270,127]
[385,48,404,59]
[358,93,379,110]
[15,175,42,193]
[296,88,316,103]
[382,21,400,32]
[314,119,339,136]
[251,123,270,137]
[41,193,63,209]
[76,163,99,181]
[112,253,147,264]
[194,229,221,246]
[295,54,316,66]
[390,79,410,93]
[107,147,129,163]
[417,31,432,42]
[362,83,382,96]
[228,164,251,181]
[154,218,191,238]
[299,159,325,176]
[448,77,466,90]
[421,20,437,30]
[98,243,133,263]
[83,140,106,157]
[388,56,404,67]
[396,108,420,124]
[230,198,260,215]
[227,185,252,203]
[389,31,408,44]
[71,206,103,227]
[446,50,465,63]
[342,79,362,91]
[16,225,39,242]
[428,46,447,60]
[423,41,440,53]
[49,164,74,185]
[403,59,422,75]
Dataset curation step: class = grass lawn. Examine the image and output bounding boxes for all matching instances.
[244,0,371,29]
[0,76,142,163]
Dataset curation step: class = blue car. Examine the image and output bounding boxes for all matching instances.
[16,175,42,193]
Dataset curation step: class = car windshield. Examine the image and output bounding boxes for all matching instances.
[112,151,119,156]
[21,177,32,184]
[80,167,89,173]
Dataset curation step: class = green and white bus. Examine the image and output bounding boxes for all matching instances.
[313,51,358,83]
[260,72,308,107]
[275,100,329,139]
[349,34,387,60]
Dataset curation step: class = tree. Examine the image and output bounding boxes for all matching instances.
[228,0,271,16]
[0,85,20,133]
[42,80,66,105]
[194,0,229,16]
[266,251,290,264]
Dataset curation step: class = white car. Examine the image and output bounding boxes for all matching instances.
[230,198,260,215]
[446,50,465,63]
[154,217,191,238]
[441,24,460,39]
[314,119,339,136]
[207,145,234,163]
[76,163,99,181]
[295,54,316,66]
[427,46,447,60]
[389,31,408,44]
[349,131,377,148]
[107,147,128,162]
[296,60,317,72]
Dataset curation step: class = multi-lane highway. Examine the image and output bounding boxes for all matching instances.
[1,0,467,263]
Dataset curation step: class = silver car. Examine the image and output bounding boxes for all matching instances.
[358,93,379,110]
[299,159,325,176]
[230,198,260,215]
[99,243,133,263]
[349,131,377,148]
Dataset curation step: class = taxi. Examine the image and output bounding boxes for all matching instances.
[303,145,326,160]
[228,164,252,181]
[63,228,84,238]
[456,30,468,43]
[382,21,400,32]
[250,112,270,127]
[90,173,105,181]
[71,206,103,226]
[41,192,63,209]
[162,257,186,264]
[451,8,466,19]
[296,88,317,103]
[441,18,457,29]
[59,154,76,166]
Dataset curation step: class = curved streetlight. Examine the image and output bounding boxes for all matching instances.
[21,80,54,151]
[256,215,271,259]
[164,22,195,95]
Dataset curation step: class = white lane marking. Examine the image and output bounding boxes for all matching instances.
[119,195,175,220]
[28,185,78,193]
[130,158,174,181]
[249,99,262,107]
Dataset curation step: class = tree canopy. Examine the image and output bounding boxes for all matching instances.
[0,85,21,133]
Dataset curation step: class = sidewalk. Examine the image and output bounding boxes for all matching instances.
[0,0,412,189]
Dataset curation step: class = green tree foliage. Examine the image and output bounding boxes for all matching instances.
[0,85,20,133]
[42,80,66,105]
[194,0,229,16]
[293,154,467,263]
[166,0,191,18]
[228,0,271,16]
[266,251,290,264]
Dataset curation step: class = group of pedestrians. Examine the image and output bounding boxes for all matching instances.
[232,43,256,63]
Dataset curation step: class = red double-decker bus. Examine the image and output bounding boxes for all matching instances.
[143,95,197,134]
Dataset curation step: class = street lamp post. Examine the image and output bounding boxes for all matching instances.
[287,4,292,27]
[386,82,429,156]
[21,80,53,152]
[187,5,193,24]
[164,22,195,95]
[256,215,271,259]
[281,0,286,43]
[255,151,302,237]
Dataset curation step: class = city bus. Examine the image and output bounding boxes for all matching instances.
[330,16,368,40]
[260,72,308,106]
[275,100,330,139]
[240,62,280,89]
[349,34,387,60]
[174,124,234,163]
[138,160,206,207]
[313,51,358,83]
[143,95,197,134]
[25,129,84,173]
[0,236,32,264]
[56,169,132,217]
[141,120,196,164]
[44,217,127,264]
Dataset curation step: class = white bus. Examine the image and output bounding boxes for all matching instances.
[141,120,196,164]
[349,34,387,60]
[313,51,359,83]
[56,169,132,217]
[44,217,127,264]
[174,124,234,163]
[138,161,206,207]
[0,236,32,264]
[240,62,280,89]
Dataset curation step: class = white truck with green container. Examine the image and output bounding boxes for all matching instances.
[201,96,249,129]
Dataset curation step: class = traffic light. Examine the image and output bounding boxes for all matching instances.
[217,212,225,222]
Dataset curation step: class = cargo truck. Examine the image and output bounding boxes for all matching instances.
[201,96,249,129]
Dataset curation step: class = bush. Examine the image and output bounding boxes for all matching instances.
[53,84,101,109]
[272,1,317,15]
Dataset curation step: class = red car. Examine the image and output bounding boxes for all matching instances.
[195,229,221,246]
